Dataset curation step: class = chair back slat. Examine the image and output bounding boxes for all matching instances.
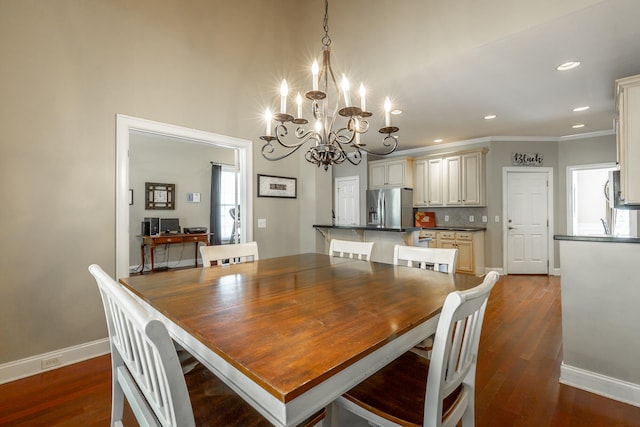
[393,245,458,274]
[329,239,374,261]
[89,264,195,427]
[200,241,259,267]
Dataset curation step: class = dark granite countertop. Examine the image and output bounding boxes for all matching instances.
[420,226,487,232]
[313,224,421,232]
[554,234,640,244]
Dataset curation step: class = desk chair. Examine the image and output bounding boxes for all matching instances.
[394,245,458,274]
[200,241,259,267]
[329,239,374,261]
[88,264,323,427]
[335,271,499,427]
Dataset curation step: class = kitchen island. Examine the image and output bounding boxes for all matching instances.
[554,234,640,407]
[313,225,421,264]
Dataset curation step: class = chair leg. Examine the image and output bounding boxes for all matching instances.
[111,368,125,426]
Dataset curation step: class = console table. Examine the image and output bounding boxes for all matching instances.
[140,233,209,273]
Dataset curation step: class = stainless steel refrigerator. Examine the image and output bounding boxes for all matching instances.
[366,188,414,228]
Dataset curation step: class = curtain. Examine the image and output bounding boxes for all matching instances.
[209,164,222,246]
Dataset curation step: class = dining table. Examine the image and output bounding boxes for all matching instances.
[119,253,482,427]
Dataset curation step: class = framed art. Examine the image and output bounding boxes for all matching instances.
[257,174,297,198]
[145,182,176,209]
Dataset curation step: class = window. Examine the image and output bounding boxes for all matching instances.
[568,164,630,236]
[220,168,239,243]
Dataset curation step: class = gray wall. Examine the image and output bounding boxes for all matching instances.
[0,0,316,365]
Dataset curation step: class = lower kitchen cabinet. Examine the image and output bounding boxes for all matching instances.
[436,230,484,275]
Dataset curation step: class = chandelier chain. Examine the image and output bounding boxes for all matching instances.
[322,0,331,48]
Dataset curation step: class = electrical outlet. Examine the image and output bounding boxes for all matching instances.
[258,218,267,228]
[482,215,488,223]
[444,215,449,222]
[495,215,500,222]
[41,356,62,370]
[469,215,475,222]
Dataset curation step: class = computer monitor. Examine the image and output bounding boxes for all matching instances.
[159,218,180,234]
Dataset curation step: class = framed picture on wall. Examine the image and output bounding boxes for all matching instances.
[257,174,297,198]
[145,182,176,209]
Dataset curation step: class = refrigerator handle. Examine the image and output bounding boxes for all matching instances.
[381,192,386,227]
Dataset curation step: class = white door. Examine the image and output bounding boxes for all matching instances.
[335,177,360,226]
[506,170,550,274]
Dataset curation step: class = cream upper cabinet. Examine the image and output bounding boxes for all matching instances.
[616,74,640,204]
[461,151,485,205]
[413,148,486,207]
[444,155,462,205]
[427,158,444,206]
[413,160,428,206]
[369,157,414,189]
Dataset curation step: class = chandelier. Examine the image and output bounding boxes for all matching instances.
[259,0,400,171]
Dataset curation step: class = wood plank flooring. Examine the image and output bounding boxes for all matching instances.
[1,274,640,426]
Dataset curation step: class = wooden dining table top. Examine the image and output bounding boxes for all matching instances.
[119,253,482,406]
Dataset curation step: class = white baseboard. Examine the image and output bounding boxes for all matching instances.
[485,267,504,275]
[0,338,110,385]
[560,362,640,408]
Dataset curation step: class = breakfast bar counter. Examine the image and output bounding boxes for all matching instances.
[313,224,421,264]
[555,234,640,406]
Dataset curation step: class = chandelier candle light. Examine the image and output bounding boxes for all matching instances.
[259,0,400,170]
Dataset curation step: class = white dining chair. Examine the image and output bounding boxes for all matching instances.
[329,239,374,261]
[200,241,259,267]
[394,245,458,273]
[88,264,324,427]
[335,271,499,427]
[394,245,459,358]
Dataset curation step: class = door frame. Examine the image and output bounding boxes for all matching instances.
[334,176,360,226]
[116,114,253,279]
[502,167,555,275]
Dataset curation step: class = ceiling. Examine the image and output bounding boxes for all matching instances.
[296,0,640,153]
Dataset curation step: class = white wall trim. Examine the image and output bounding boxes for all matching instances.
[560,362,640,408]
[0,339,110,385]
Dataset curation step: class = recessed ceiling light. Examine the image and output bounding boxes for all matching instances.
[434,139,443,143]
[572,124,585,129]
[484,114,497,120]
[573,106,590,112]
[391,109,403,115]
[557,61,581,71]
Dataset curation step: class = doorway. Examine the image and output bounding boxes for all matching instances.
[502,167,554,275]
[334,176,360,226]
[116,115,253,279]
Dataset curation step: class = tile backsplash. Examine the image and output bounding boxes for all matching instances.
[414,207,488,227]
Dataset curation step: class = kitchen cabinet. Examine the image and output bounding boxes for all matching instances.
[616,74,640,205]
[444,152,485,206]
[436,230,484,275]
[413,160,427,206]
[419,229,438,247]
[412,148,486,207]
[369,157,414,189]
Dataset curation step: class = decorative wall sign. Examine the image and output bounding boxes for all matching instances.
[257,174,297,198]
[511,152,544,166]
[145,182,175,209]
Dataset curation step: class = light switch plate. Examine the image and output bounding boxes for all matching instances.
[482,216,488,223]
[258,218,267,228]
[495,216,500,222]
[444,215,449,222]
[469,215,475,222]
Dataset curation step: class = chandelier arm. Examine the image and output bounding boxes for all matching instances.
[355,134,399,156]
[261,127,321,161]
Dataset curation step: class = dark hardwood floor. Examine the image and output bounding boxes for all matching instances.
[1,275,639,426]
